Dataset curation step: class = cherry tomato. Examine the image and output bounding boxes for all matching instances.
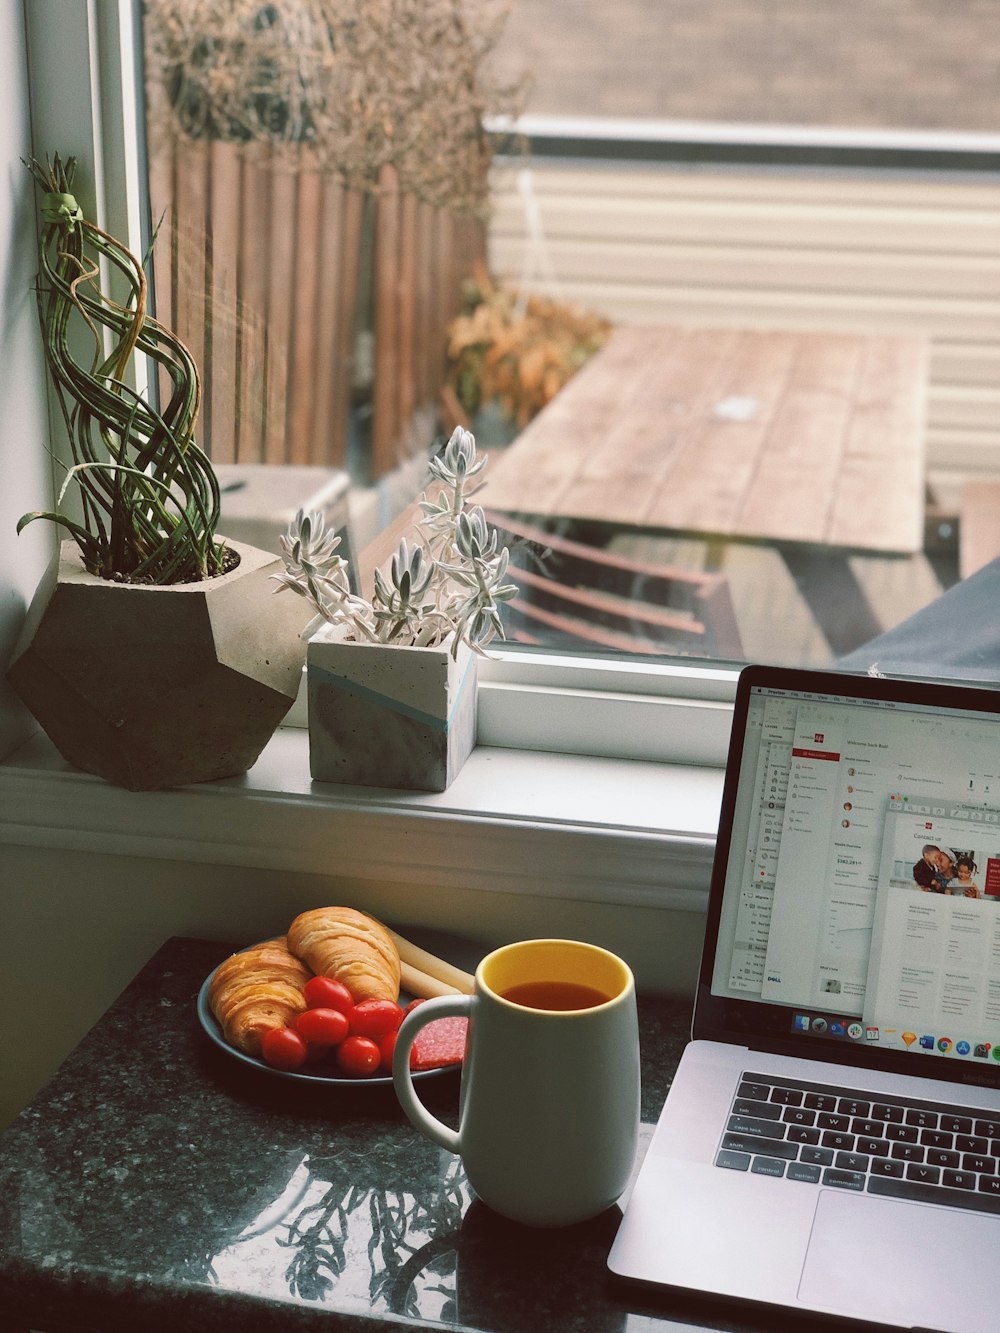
[350,999,404,1040]
[261,1026,308,1071]
[378,1029,398,1073]
[295,1007,350,1047]
[303,976,354,1014]
[336,1034,382,1077]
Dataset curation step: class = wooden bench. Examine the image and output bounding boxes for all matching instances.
[484,511,743,659]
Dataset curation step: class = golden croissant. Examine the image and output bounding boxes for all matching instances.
[208,937,310,1056]
[287,906,400,1002]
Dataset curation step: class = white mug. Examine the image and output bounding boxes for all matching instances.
[393,938,640,1227]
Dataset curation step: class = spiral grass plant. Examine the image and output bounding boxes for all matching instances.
[275,427,517,656]
[19,154,226,584]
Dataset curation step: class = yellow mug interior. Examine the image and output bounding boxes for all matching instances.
[480,939,631,1008]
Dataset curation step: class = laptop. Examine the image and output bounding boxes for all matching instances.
[609,664,1000,1333]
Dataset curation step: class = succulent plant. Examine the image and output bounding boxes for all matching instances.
[275,427,516,655]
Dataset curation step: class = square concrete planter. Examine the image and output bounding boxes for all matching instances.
[307,627,478,792]
[7,539,311,791]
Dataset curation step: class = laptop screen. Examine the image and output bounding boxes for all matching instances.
[698,665,1000,1089]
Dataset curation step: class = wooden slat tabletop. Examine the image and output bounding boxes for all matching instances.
[483,325,929,554]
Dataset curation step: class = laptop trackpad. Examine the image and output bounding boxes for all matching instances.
[800,1190,999,1331]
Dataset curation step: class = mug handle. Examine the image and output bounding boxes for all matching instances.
[392,993,473,1154]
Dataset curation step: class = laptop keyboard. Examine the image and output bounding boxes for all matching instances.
[716,1071,1000,1215]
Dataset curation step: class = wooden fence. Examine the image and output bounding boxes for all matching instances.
[148,140,485,479]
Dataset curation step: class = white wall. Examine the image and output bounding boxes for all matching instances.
[0,0,55,760]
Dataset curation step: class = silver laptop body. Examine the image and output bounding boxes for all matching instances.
[609,665,1000,1332]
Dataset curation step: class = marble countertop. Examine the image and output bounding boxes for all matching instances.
[0,937,825,1333]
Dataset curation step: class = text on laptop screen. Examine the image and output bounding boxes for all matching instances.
[710,684,1000,1065]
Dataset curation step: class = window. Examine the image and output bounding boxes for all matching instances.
[11,2,1000,795]
[130,1,1000,687]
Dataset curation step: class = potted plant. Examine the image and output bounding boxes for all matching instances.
[275,426,517,791]
[6,154,311,791]
[444,265,613,439]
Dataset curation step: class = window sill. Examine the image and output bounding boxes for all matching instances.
[0,725,723,911]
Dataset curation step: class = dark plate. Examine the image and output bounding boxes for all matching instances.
[197,927,480,1086]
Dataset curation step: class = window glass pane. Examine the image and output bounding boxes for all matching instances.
[138,3,1000,682]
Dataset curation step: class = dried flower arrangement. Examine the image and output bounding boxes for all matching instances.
[445,265,613,429]
[143,0,526,215]
[275,427,517,655]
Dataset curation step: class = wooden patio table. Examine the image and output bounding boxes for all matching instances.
[483,323,929,557]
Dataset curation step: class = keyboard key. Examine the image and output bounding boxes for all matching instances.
[821,1131,855,1151]
[869,1174,1000,1216]
[732,1098,782,1121]
[944,1170,976,1190]
[769,1088,803,1107]
[751,1156,786,1178]
[940,1115,973,1135]
[905,1108,938,1129]
[856,1136,890,1157]
[787,1162,822,1184]
[722,1133,799,1161]
[926,1149,960,1169]
[975,1119,1000,1140]
[737,1081,772,1102]
[885,1124,918,1143]
[800,1146,834,1167]
[870,1158,904,1178]
[716,1149,750,1172]
[727,1115,787,1139]
[854,1118,887,1138]
[836,1151,870,1173]
[957,1135,989,1154]
[890,1142,924,1162]
[906,1163,940,1185]
[782,1107,816,1126]
[803,1093,838,1112]
[962,1155,995,1175]
[786,1125,820,1145]
[822,1168,866,1191]
[871,1103,904,1124]
[920,1129,954,1151]
[979,1177,1000,1197]
[817,1112,851,1132]
[838,1098,870,1118]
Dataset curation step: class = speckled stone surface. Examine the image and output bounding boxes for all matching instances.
[0,938,823,1333]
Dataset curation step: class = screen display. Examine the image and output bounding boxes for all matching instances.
[709,675,1000,1073]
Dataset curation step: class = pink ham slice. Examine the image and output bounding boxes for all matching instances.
[410,1015,469,1071]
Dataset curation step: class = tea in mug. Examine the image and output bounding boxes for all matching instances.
[500,980,612,1011]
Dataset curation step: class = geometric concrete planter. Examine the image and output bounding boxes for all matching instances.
[307,626,477,792]
[6,539,310,791]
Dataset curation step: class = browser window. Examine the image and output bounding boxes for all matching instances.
[712,683,1000,1067]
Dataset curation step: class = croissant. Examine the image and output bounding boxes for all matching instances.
[208,937,310,1056]
[286,907,400,1002]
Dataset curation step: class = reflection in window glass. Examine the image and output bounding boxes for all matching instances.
[140,3,1000,677]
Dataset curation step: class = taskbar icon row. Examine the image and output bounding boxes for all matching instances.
[789,1011,1000,1060]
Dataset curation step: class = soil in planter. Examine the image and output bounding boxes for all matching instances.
[103,544,241,585]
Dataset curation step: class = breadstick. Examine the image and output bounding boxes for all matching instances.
[400,961,462,999]
[387,927,475,995]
